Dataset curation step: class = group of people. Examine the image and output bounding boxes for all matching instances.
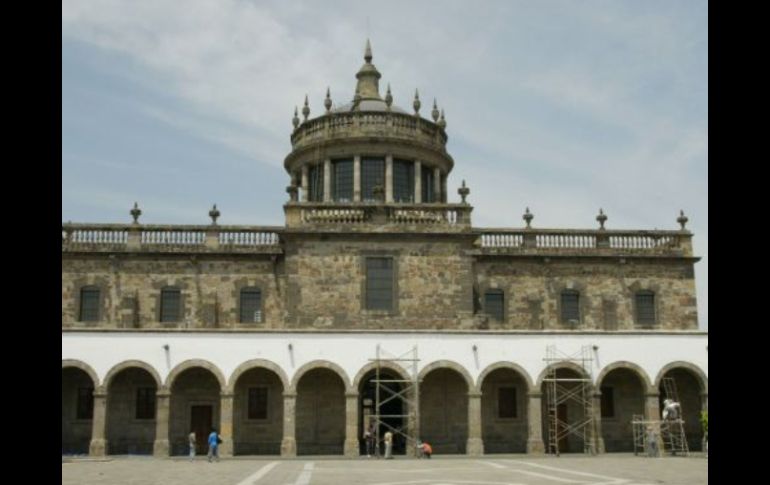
[187,429,222,463]
[363,422,432,459]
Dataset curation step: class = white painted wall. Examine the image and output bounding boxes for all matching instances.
[62,331,708,391]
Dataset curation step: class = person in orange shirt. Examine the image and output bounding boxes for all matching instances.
[418,440,432,459]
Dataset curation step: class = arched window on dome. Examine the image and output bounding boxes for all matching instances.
[393,159,414,203]
[421,166,435,203]
[332,159,353,202]
[361,157,385,202]
[308,164,324,202]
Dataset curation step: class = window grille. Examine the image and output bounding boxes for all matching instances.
[485,289,504,321]
[240,289,262,323]
[393,159,415,202]
[160,288,181,322]
[361,158,385,202]
[332,159,353,202]
[561,290,580,324]
[79,287,100,322]
[635,291,656,326]
[366,257,393,310]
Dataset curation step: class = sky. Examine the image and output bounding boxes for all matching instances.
[61,0,708,330]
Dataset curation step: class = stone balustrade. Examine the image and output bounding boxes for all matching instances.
[290,111,447,151]
[284,202,472,230]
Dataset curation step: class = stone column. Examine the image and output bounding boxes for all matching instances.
[353,155,361,202]
[323,159,332,202]
[280,392,297,457]
[89,388,108,456]
[466,391,484,456]
[385,155,393,203]
[526,391,545,453]
[300,165,309,202]
[441,174,448,203]
[414,161,422,203]
[644,391,664,450]
[592,392,605,453]
[433,167,441,202]
[219,392,234,457]
[344,391,360,457]
[153,389,171,457]
[406,389,420,457]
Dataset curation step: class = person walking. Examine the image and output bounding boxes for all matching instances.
[188,431,196,461]
[207,428,220,463]
[384,430,393,459]
[364,422,375,458]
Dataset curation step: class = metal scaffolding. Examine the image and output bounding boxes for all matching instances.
[368,345,420,456]
[631,377,689,456]
[543,345,596,456]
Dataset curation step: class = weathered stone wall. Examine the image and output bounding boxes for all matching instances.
[169,369,221,456]
[106,368,157,454]
[232,369,284,455]
[481,369,528,453]
[295,369,346,455]
[420,369,468,454]
[599,369,645,452]
[475,258,698,330]
[62,368,94,454]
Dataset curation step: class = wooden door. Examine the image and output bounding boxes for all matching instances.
[191,405,213,455]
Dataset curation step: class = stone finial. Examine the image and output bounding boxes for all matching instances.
[130,202,142,224]
[438,109,447,129]
[324,87,332,113]
[523,207,533,228]
[364,38,373,63]
[286,183,298,202]
[292,106,299,129]
[413,89,421,114]
[385,84,393,110]
[208,204,220,225]
[458,179,470,204]
[431,98,439,122]
[596,208,608,230]
[677,210,689,230]
[302,95,310,121]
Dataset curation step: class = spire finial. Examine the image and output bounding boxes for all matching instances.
[302,94,310,121]
[431,98,439,122]
[292,106,299,129]
[324,87,332,113]
[385,83,392,110]
[677,210,689,230]
[458,179,470,204]
[364,38,373,63]
[438,109,446,128]
[413,89,421,115]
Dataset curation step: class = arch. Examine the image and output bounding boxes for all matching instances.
[477,361,534,393]
[227,359,289,393]
[62,359,100,387]
[352,360,410,391]
[418,360,474,390]
[654,361,708,393]
[595,361,653,392]
[535,361,593,389]
[290,360,351,392]
[165,359,226,390]
[103,360,162,390]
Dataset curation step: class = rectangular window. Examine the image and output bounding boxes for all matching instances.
[366,257,393,311]
[79,288,100,322]
[240,289,262,323]
[160,288,181,322]
[393,159,415,202]
[332,159,354,202]
[600,386,614,418]
[421,166,434,203]
[561,291,580,324]
[485,289,505,321]
[498,387,517,418]
[636,292,656,326]
[248,387,268,420]
[361,158,385,202]
[308,164,324,202]
[135,387,156,420]
[76,387,94,420]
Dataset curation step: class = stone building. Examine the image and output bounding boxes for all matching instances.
[62,41,707,458]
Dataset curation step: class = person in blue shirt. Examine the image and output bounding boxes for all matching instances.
[207,428,220,462]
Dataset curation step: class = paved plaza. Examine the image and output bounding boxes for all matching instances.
[62,454,707,485]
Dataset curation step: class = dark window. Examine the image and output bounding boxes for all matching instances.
[308,164,324,202]
[79,287,100,322]
[485,289,505,321]
[361,158,385,202]
[136,387,156,419]
[561,290,580,324]
[160,288,181,322]
[421,166,434,203]
[635,291,656,326]
[366,257,393,311]
[498,387,517,418]
[332,159,353,202]
[600,386,614,418]
[76,387,94,420]
[393,159,415,202]
[240,288,262,323]
[248,387,268,420]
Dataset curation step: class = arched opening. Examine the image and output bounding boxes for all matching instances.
[232,367,284,455]
[540,367,590,453]
[658,368,704,451]
[106,367,158,454]
[420,368,468,454]
[358,369,406,456]
[62,367,96,454]
[598,368,645,452]
[169,368,221,456]
[296,368,346,455]
[481,368,528,453]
